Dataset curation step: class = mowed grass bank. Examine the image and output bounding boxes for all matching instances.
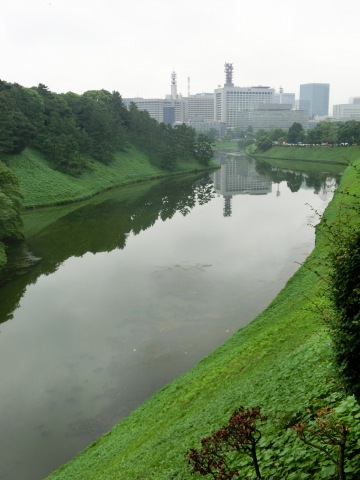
[47,159,360,479]
[254,145,360,164]
[252,145,360,175]
[6,147,214,208]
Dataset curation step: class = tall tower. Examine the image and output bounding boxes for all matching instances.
[171,71,177,100]
[279,86,284,104]
[224,63,234,87]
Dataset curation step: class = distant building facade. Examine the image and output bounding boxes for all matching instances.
[184,93,214,122]
[214,85,274,128]
[237,104,309,133]
[333,103,360,121]
[350,97,360,104]
[299,83,330,117]
[123,97,186,124]
[273,92,296,109]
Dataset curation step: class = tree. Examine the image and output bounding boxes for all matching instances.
[0,89,35,155]
[270,128,287,142]
[338,121,360,144]
[187,407,267,480]
[287,122,305,143]
[293,407,349,480]
[330,230,360,398]
[195,134,214,166]
[255,134,272,152]
[0,161,23,243]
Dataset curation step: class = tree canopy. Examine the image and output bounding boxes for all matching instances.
[0,79,214,174]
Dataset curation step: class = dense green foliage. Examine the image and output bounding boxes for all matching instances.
[0,161,23,266]
[254,120,360,153]
[330,232,360,398]
[0,161,23,240]
[0,79,213,175]
[324,163,360,400]
[47,159,360,480]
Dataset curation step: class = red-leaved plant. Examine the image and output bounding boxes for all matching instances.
[292,406,349,480]
[187,406,267,479]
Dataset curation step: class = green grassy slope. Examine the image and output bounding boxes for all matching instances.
[252,145,360,175]
[255,145,360,164]
[47,159,360,479]
[6,147,213,208]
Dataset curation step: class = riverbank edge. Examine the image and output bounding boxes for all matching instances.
[1,147,218,271]
[6,146,219,210]
[46,156,360,479]
[251,144,360,165]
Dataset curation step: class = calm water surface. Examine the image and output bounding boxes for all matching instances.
[0,155,338,479]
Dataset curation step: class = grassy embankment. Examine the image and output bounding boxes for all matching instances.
[214,140,240,152]
[47,151,360,479]
[6,146,215,209]
[252,145,360,175]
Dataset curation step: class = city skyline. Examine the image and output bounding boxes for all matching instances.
[1,0,359,110]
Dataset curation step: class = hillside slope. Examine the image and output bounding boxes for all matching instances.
[6,147,212,208]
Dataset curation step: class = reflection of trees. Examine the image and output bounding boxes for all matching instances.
[255,159,341,195]
[285,172,303,192]
[0,174,215,324]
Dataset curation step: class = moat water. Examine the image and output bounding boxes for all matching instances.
[0,154,339,479]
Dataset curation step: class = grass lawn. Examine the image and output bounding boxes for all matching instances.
[255,145,360,164]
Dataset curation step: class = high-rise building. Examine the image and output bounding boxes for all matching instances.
[299,83,330,117]
[214,63,274,128]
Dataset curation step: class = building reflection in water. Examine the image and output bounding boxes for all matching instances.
[213,154,272,216]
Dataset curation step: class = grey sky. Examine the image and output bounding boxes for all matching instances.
[1,0,359,110]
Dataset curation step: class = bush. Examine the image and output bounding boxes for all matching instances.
[330,231,360,398]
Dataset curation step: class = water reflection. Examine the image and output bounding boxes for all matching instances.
[213,155,272,216]
[212,154,341,217]
[0,175,214,323]
[255,158,341,195]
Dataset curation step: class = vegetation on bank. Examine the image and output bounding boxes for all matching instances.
[254,120,360,154]
[47,159,360,479]
[6,146,214,209]
[253,145,360,165]
[0,161,23,267]
[0,79,215,268]
[0,80,214,174]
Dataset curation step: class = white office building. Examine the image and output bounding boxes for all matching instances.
[333,103,360,121]
[237,104,309,132]
[124,97,186,124]
[185,93,214,122]
[214,85,274,128]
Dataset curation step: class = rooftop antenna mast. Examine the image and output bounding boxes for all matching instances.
[171,70,177,100]
[224,63,234,87]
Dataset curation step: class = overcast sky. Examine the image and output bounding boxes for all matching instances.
[1,0,359,110]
